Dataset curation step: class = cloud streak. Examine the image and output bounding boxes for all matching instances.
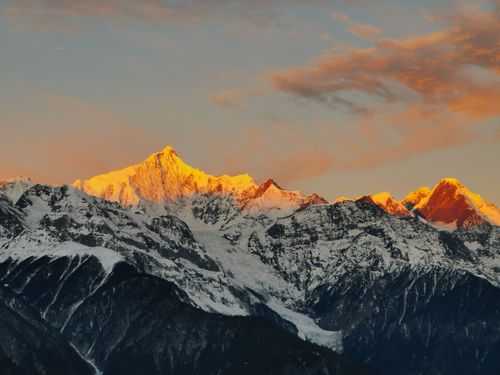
[260,1,500,178]
[272,2,500,119]
[332,11,382,40]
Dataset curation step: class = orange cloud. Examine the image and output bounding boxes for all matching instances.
[348,23,381,39]
[332,10,382,40]
[272,1,500,119]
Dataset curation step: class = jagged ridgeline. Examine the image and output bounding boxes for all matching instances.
[1,146,500,375]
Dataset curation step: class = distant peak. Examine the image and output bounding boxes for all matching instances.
[402,186,431,209]
[161,145,178,155]
[436,177,464,188]
[365,192,410,217]
[371,192,394,203]
[334,196,354,203]
[252,179,284,199]
[1,176,33,184]
[414,177,500,228]
[304,193,329,205]
[261,179,282,190]
[74,145,259,206]
[150,145,180,160]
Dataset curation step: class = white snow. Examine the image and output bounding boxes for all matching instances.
[464,241,482,251]
[0,240,123,273]
[0,178,33,204]
[267,300,343,352]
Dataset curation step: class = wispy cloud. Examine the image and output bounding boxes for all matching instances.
[348,23,381,39]
[332,11,382,40]
[272,2,500,119]
[258,0,500,177]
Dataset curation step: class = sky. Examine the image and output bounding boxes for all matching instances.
[1,0,499,203]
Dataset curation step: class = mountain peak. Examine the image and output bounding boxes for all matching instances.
[0,177,35,204]
[253,179,283,197]
[74,146,258,206]
[402,186,432,209]
[435,177,465,190]
[161,145,177,154]
[1,176,33,184]
[414,178,500,229]
[366,192,410,217]
[154,145,180,159]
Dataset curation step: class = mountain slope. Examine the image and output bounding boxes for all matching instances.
[361,192,410,217]
[2,148,500,375]
[73,146,328,216]
[402,186,431,209]
[74,146,258,206]
[1,180,500,374]
[248,200,500,375]
[413,178,500,229]
[0,177,34,204]
[0,284,94,375]
[0,186,368,375]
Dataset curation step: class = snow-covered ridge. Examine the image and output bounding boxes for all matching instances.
[413,178,500,229]
[347,178,500,230]
[73,145,329,215]
[364,192,410,217]
[0,177,34,204]
[72,146,499,231]
[1,176,500,364]
[73,145,258,206]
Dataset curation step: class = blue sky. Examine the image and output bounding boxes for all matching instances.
[1,0,499,202]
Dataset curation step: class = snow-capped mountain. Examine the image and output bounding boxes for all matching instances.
[409,178,500,229]
[402,186,432,208]
[241,179,328,215]
[0,176,34,204]
[73,146,327,216]
[0,183,365,375]
[1,147,500,375]
[73,146,258,206]
[361,192,410,217]
[351,178,500,231]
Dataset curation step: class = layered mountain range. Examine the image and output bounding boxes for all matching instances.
[74,145,500,230]
[1,145,500,375]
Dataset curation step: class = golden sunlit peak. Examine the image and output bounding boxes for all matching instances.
[149,145,179,160]
[160,145,178,155]
[436,177,464,188]
[368,192,410,217]
[370,192,395,203]
[73,145,260,206]
[402,186,431,208]
[413,177,500,228]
